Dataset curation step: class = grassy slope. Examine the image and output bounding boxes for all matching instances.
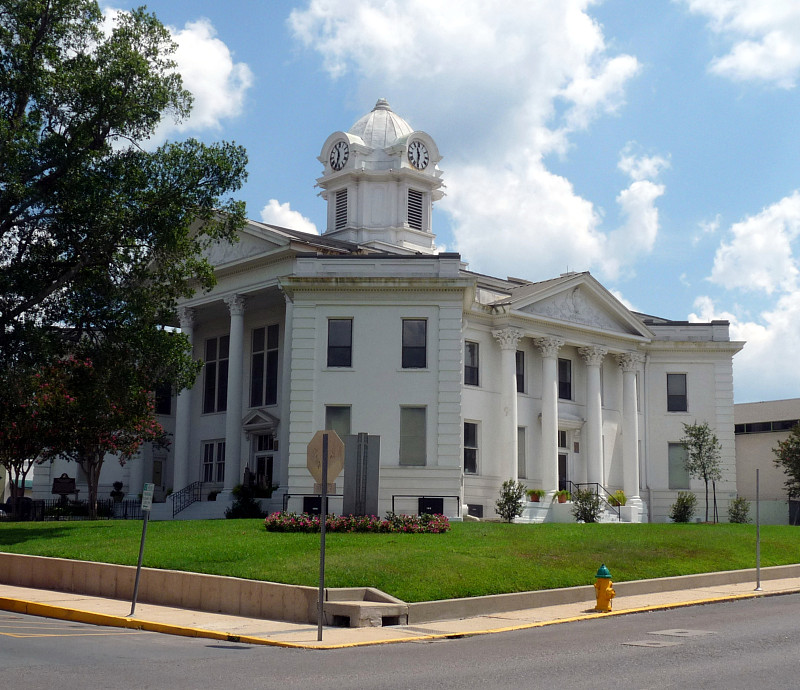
[1,520,796,602]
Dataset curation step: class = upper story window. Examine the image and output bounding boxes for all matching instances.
[203,335,229,414]
[250,325,279,407]
[516,351,525,393]
[327,319,353,368]
[465,341,479,386]
[402,319,427,369]
[558,358,572,400]
[667,373,688,412]
[154,383,172,416]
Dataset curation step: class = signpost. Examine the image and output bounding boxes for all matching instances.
[307,430,344,641]
[129,482,154,617]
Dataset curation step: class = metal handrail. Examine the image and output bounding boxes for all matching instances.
[170,481,202,517]
[566,481,622,519]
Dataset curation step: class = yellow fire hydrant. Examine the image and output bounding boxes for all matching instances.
[594,564,615,612]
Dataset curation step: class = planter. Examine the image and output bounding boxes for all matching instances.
[557,494,567,504]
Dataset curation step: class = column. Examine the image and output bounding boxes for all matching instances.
[492,328,524,481]
[172,307,195,492]
[578,346,607,486]
[616,352,645,510]
[534,337,563,493]
[223,294,246,493]
[278,294,294,493]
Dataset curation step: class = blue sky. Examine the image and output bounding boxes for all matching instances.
[110,1,800,404]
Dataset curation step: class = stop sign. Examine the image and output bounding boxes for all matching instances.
[307,430,345,484]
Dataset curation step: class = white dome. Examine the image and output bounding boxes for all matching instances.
[348,99,414,149]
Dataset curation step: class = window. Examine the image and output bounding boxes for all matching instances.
[517,427,526,479]
[402,319,427,368]
[154,383,172,416]
[327,319,352,367]
[250,325,279,407]
[465,341,479,386]
[516,351,525,393]
[408,189,423,230]
[203,335,229,413]
[667,373,688,412]
[335,189,347,229]
[399,406,426,466]
[202,440,225,483]
[668,443,690,489]
[558,430,568,448]
[325,405,351,439]
[464,422,478,474]
[558,358,572,400]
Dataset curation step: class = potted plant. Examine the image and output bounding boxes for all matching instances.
[553,489,571,504]
[110,481,125,503]
[526,489,546,503]
[609,489,626,507]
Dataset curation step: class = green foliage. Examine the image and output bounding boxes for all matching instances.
[0,1,247,365]
[773,423,800,499]
[526,488,546,501]
[571,488,602,523]
[263,512,450,534]
[552,489,571,502]
[669,492,698,523]
[495,479,526,522]
[4,521,800,603]
[727,496,751,524]
[610,490,627,507]
[681,421,722,522]
[225,484,267,519]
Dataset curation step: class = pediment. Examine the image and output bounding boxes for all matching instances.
[512,275,651,338]
[242,409,280,433]
[204,224,290,268]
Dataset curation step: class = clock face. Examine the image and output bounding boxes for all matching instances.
[408,140,429,170]
[329,140,349,171]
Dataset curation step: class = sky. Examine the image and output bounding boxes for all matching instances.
[108,0,800,404]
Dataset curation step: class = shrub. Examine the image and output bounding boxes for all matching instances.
[572,488,602,523]
[609,489,626,507]
[262,511,450,534]
[495,479,526,522]
[728,496,751,524]
[225,484,267,519]
[669,492,698,523]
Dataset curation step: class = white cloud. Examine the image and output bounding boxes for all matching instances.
[102,7,253,142]
[681,0,800,88]
[710,192,800,294]
[617,143,670,182]
[260,200,318,235]
[290,1,653,280]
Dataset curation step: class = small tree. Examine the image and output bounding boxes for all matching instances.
[571,488,601,523]
[681,421,722,522]
[728,496,750,524]
[773,423,800,500]
[669,492,697,523]
[495,480,526,523]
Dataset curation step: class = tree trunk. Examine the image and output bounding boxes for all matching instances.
[704,479,709,522]
[80,453,104,519]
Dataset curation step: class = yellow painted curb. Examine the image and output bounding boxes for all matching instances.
[2,587,799,650]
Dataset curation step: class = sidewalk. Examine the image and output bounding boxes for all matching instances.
[2,573,798,649]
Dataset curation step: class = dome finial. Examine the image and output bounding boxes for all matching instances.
[373,98,391,111]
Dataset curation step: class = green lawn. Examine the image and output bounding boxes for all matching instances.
[0,520,796,602]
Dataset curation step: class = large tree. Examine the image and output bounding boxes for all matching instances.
[680,421,722,523]
[0,0,248,365]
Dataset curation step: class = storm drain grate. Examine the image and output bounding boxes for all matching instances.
[649,629,716,638]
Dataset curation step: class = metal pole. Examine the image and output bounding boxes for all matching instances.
[129,510,150,616]
[755,468,762,591]
[317,434,329,642]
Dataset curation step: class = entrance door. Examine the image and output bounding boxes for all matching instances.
[254,453,274,491]
[152,459,163,488]
[558,453,568,491]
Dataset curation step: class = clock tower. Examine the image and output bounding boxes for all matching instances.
[317,99,443,254]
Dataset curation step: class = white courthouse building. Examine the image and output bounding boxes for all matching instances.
[34,99,744,522]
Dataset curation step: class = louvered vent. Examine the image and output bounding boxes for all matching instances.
[408,189,423,230]
[335,189,347,230]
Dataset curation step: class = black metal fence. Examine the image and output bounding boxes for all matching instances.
[1,498,143,521]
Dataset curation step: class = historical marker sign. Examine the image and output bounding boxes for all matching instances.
[307,430,345,484]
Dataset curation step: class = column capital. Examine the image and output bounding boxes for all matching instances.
[616,351,645,372]
[177,306,195,330]
[224,294,246,316]
[534,337,564,359]
[578,345,607,367]
[492,327,524,351]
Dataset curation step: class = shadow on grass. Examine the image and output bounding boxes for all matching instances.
[0,526,74,547]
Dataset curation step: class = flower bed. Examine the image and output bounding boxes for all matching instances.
[263,511,450,534]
